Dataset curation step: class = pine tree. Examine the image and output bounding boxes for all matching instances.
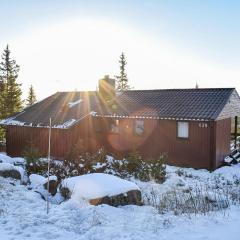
[26,85,37,106]
[115,52,130,91]
[0,45,22,118]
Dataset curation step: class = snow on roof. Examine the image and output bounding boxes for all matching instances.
[90,111,97,116]
[53,119,77,129]
[0,117,25,126]
[68,99,83,108]
[61,173,140,200]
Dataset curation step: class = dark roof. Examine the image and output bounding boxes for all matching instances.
[0,91,108,128]
[100,88,237,120]
[1,88,238,128]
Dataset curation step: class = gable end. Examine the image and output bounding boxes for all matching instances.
[216,89,240,120]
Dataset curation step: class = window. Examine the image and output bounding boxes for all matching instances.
[134,120,144,135]
[110,119,119,133]
[177,122,189,138]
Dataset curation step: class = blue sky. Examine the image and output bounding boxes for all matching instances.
[1,0,240,99]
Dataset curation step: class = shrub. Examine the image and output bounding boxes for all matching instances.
[24,148,166,184]
[147,154,166,183]
[127,151,143,174]
[112,151,167,183]
[23,145,42,175]
[23,145,41,165]
[144,184,230,216]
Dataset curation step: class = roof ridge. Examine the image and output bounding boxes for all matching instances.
[121,88,235,92]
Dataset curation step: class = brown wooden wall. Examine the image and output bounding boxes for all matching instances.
[213,118,231,169]
[6,117,102,159]
[5,116,232,170]
[6,125,71,158]
[97,118,212,169]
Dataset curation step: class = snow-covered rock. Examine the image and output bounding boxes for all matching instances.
[30,174,58,195]
[60,173,142,206]
[0,153,25,165]
[0,162,24,180]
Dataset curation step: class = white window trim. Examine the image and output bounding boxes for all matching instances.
[177,121,189,139]
[134,119,144,135]
[110,119,119,133]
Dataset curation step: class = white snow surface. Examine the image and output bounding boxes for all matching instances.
[1,160,240,239]
[61,173,140,200]
[29,174,57,187]
[0,153,25,165]
[0,162,25,179]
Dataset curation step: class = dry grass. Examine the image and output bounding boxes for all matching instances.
[143,176,240,217]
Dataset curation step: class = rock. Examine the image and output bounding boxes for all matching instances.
[60,173,142,206]
[60,186,71,199]
[29,174,58,196]
[0,163,24,180]
[43,179,58,196]
[0,169,21,180]
[89,190,142,207]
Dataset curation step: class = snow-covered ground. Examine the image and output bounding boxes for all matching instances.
[1,156,240,240]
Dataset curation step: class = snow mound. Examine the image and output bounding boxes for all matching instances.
[0,162,25,179]
[30,174,57,187]
[61,173,140,200]
[0,153,13,163]
[213,164,240,180]
[0,153,25,165]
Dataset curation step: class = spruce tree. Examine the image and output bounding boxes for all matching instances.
[115,52,130,91]
[0,45,22,118]
[26,85,37,106]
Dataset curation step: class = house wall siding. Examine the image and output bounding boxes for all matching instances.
[214,118,231,168]
[5,117,231,170]
[96,118,212,169]
[6,126,71,158]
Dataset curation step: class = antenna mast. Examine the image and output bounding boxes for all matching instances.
[47,118,52,214]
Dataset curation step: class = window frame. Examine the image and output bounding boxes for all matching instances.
[177,121,189,139]
[110,119,120,134]
[134,119,145,136]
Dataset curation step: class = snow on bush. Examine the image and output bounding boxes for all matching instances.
[60,173,140,201]
[25,149,166,184]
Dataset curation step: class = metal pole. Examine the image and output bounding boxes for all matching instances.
[235,116,238,149]
[47,118,52,214]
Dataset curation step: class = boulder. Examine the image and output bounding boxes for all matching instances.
[60,173,142,206]
[60,186,71,199]
[29,174,58,196]
[0,163,24,180]
[0,169,21,180]
[43,179,58,196]
[89,190,142,206]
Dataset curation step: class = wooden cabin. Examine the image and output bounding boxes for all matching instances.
[1,76,240,170]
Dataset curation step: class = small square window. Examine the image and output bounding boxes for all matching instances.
[177,122,189,138]
[135,120,144,135]
[110,119,119,133]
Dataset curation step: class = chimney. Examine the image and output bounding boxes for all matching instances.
[98,75,115,101]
